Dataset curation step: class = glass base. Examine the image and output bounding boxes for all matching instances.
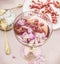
[20,46,47,64]
[24,52,36,61]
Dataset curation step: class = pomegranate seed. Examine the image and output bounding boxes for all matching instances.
[40,23,44,26]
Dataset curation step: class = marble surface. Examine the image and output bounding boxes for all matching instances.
[0,0,60,64]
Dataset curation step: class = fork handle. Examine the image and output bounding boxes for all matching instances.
[4,31,11,55]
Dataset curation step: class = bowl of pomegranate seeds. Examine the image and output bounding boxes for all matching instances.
[23,0,60,30]
[14,11,52,47]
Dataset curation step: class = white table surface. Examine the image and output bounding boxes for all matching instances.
[0,0,60,64]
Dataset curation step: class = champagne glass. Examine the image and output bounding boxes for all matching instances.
[13,11,53,64]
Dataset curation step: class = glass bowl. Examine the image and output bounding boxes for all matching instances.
[13,11,53,48]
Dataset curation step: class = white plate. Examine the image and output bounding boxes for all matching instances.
[23,0,60,30]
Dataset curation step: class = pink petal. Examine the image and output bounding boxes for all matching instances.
[42,32,46,38]
[21,32,28,38]
[28,28,33,33]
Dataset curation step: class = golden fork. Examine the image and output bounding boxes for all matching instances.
[10,4,23,9]
[0,19,11,55]
[0,4,23,55]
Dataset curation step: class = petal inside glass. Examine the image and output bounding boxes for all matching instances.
[13,11,53,48]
